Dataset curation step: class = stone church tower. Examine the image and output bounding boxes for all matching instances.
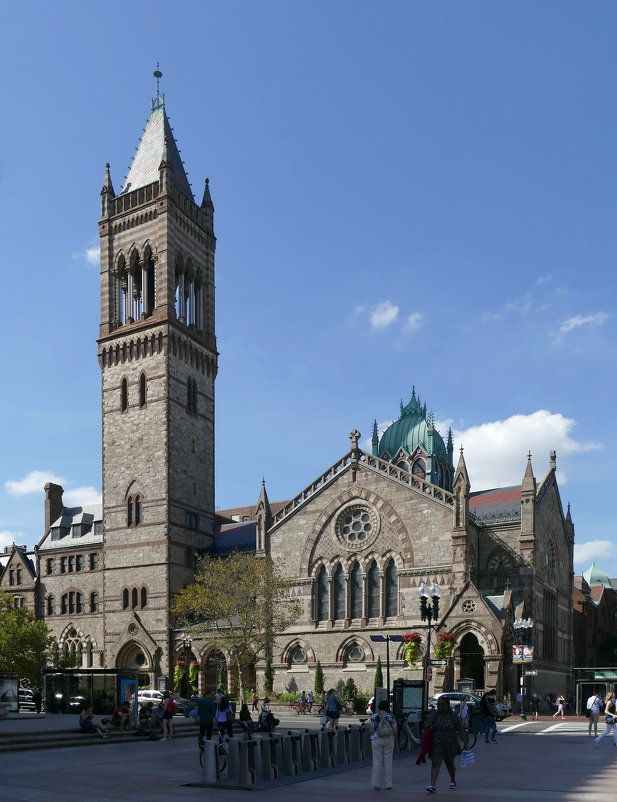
[97,86,217,681]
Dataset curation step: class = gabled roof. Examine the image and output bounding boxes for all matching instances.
[469,486,521,526]
[121,98,193,200]
[38,504,102,551]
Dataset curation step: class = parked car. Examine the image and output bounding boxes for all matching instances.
[433,691,512,721]
[130,690,189,714]
[18,688,36,711]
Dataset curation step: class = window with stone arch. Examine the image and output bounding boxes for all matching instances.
[488,551,511,592]
[122,588,129,610]
[120,378,128,412]
[412,458,426,478]
[90,592,98,613]
[316,565,329,622]
[132,588,138,609]
[139,372,147,408]
[46,595,55,615]
[333,564,345,621]
[288,643,308,666]
[350,562,362,619]
[344,642,366,665]
[141,586,148,608]
[367,560,380,618]
[385,558,398,617]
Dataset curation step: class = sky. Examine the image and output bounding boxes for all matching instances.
[0,1,615,575]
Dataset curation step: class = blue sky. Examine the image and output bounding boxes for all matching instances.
[1,1,615,575]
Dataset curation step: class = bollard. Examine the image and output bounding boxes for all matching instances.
[349,724,363,762]
[319,728,336,768]
[226,738,257,786]
[301,729,319,773]
[361,724,373,761]
[255,733,279,781]
[201,739,219,783]
[282,731,301,776]
[335,727,350,765]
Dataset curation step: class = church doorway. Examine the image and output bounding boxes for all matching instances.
[116,642,151,688]
[458,633,485,691]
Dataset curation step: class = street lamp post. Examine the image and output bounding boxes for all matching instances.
[182,635,192,697]
[369,634,404,700]
[513,617,534,719]
[418,581,441,704]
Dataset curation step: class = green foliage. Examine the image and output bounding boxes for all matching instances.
[173,552,302,701]
[189,662,198,685]
[173,664,184,690]
[353,691,370,713]
[49,649,80,670]
[374,655,383,689]
[341,677,358,703]
[276,691,299,702]
[264,657,274,693]
[0,591,50,685]
[314,660,324,696]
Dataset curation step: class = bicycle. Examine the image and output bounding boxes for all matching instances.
[198,731,228,776]
[396,712,421,752]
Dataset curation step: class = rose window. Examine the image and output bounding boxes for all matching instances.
[335,504,380,550]
[462,599,476,614]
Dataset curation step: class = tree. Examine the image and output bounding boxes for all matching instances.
[264,657,274,694]
[173,552,302,702]
[374,655,384,689]
[0,591,50,684]
[314,660,324,696]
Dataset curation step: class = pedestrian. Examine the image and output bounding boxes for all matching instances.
[552,694,565,719]
[32,688,43,714]
[481,691,498,743]
[161,691,175,740]
[368,699,397,791]
[586,691,602,738]
[79,705,110,739]
[197,689,217,743]
[251,693,259,712]
[516,691,523,716]
[307,690,313,713]
[324,688,342,730]
[594,692,617,748]
[215,694,234,738]
[110,701,132,731]
[424,698,469,793]
[300,690,307,713]
[531,694,540,721]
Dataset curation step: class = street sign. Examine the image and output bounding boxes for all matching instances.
[429,659,448,666]
[427,667,433,681]
[523,670,538,676]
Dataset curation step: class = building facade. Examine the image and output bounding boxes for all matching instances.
[0,90,578,701]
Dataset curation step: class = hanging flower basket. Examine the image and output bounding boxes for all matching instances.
[434,632,455,659]
[403,632,423,668]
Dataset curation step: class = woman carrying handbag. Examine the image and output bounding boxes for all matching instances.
[594,692,617,748]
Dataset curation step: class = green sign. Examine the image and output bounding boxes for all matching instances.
[594,671,617,680]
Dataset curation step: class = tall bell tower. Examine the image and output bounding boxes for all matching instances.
[97,77,217,682]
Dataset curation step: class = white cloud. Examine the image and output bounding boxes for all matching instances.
[0,530,27,550]
[361,419,394,451]
[573,540,616,567]
[72,244,100,268]
[370,301,399,330]
[451,410,600,490]
[5,470,64,497]
[557,312,608,336]
[536,274,552,285]
[405,312,424,332]
[63,487,102,507]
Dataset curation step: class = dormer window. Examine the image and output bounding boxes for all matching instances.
[72,525,82,538]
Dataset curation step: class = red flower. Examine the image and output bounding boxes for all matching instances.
[437,632,455,643]
[403,632,423,645]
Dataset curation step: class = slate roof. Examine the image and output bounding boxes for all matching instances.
[39,504,103,551]
[469,486,521,526]
[121,102,193,199]
[210,521,256,556]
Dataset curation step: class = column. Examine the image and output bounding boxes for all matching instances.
[140,259,148,317]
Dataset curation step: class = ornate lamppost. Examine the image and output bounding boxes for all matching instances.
[418,581,441,702]
[513,617,534,719]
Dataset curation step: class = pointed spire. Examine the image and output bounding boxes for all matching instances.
[372,420,379,456]
[522,452,536,493]
[101,162,115,197]
[454,446,470,490]
[201,177,214,210]
[447,427,454,457]
[257,478,271,517]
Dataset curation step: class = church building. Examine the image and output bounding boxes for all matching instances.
[0,87,576,702]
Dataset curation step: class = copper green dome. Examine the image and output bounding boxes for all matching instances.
[372,389,454,491]
[582,563,613,589]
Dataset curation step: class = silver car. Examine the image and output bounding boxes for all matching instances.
[434,691,512,721]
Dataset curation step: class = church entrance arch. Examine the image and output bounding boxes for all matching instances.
[458,633,485,691]
[116,641,152,687]
[204,650,228,693]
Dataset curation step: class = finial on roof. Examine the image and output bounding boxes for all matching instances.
[152,63,165,111]
[527,451,532,461]
[201,176,214,210]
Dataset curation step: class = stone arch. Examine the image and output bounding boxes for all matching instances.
[280,637,316,667]
[116,639,154,685]
[302,488,414,576]
[486,548,513,592]
[335,635,373,665]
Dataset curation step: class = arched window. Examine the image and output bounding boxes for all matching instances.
[132,588,138,609]
[46,595,55,615]
[139,373,146,407]
[135,496,142,525]
[141,587,147,609]
[122,589,129,610]
[317,566,329,622]
[350,563,362,619]
[367,561,380,618]
[345,643,365,664]
[127,497,133,526]
[289,644,307,665]
[385,559,398,617]
[412,459,426,478]
[120,378,128,412]
[333,565,345,621]
[90,592,98,613]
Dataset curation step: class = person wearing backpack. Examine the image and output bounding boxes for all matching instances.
[368,699,397,790]
[325,688,342,730]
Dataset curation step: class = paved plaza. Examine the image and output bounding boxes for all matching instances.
[0,715,616,801]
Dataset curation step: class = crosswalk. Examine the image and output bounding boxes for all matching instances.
[500,720,593,736]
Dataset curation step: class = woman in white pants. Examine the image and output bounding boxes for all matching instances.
[594,693,617,747]
[368,700,397,790]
